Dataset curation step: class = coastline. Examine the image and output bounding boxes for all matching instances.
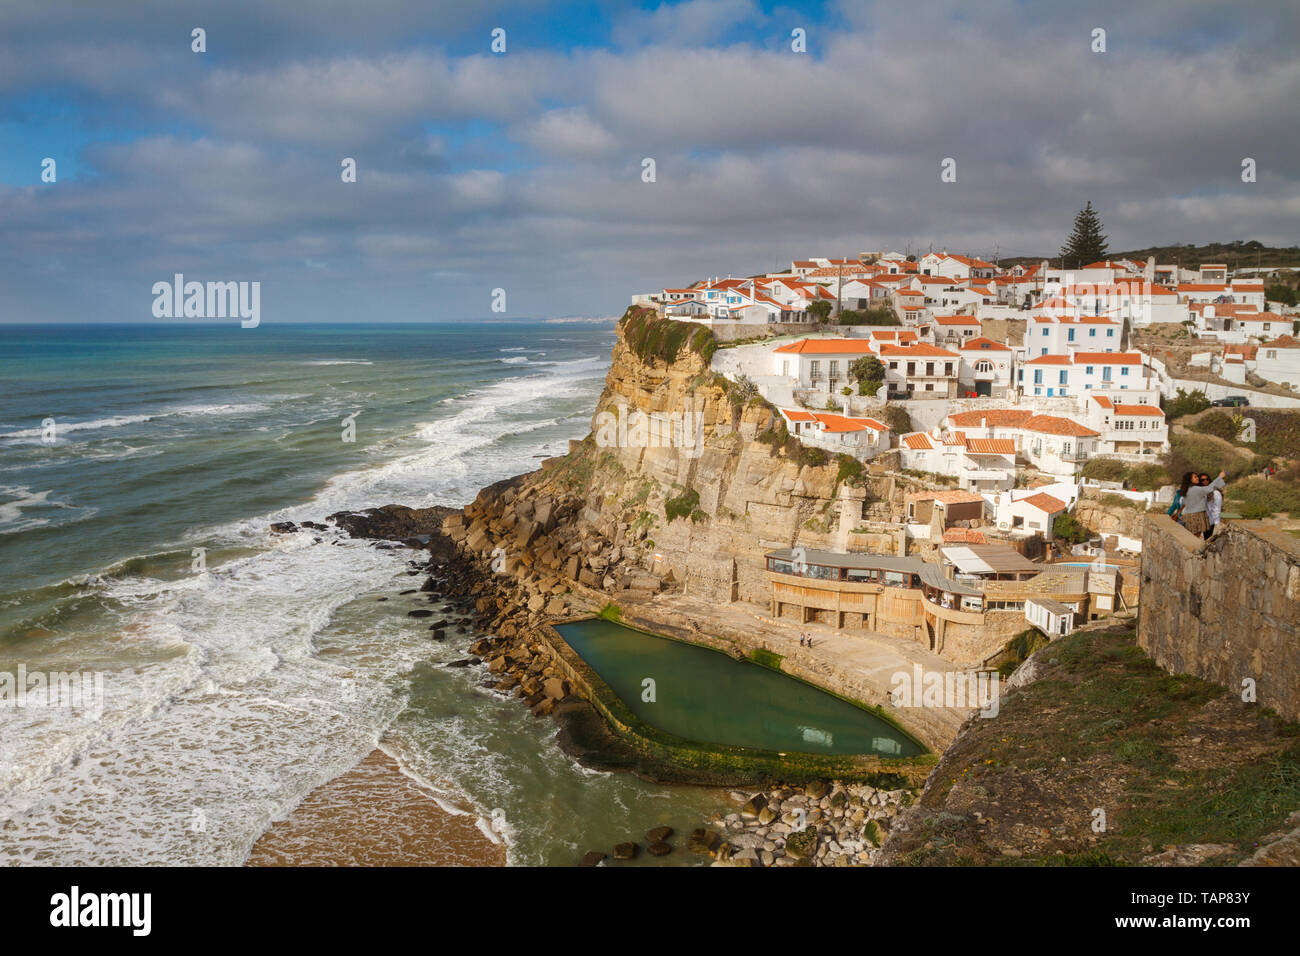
[246,746,507,867]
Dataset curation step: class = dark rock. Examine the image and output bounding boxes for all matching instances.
[647,841,672,857]
[399,589,417,595]
[612,842,639,860]
[407,609,434,618]
[688,829,720,854]
[579,851,605,867]
[646,826,673,843]
[270,521,298,534]
[444,659,474,668]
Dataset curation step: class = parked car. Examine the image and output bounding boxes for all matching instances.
[1211,395,1250,407]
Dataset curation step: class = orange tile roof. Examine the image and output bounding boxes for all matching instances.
[960,337,1012,351]
[1021,415,1099,437]
[1091,395,1113,408]
[773,339,875,354]
[781,409,816,422]
[947,409,1034,428]
[1025,354,1073,365]
[965,437,1016,455]
[878,343,960,358]
[1021,492,1067,513]
[1112,404,1164,417]
[901,432,934,450]
[935,315,980,326]
[1072,351,1144,365]
[814,413,887,433]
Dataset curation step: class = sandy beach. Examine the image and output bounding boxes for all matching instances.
[246,748,507,867]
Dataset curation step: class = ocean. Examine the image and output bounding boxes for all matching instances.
[0,321,724,866]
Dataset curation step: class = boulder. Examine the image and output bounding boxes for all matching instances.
[612,842,639,861]
[647,842,672,857]
[646,826,673,843]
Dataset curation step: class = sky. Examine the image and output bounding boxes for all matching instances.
[1,0,1297,324]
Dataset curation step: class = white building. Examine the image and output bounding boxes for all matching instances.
[879,343,961,398]
[1085,396,1169,456]
[957,337,1015,398]
[771,338,877,393]
[780,409,892,460]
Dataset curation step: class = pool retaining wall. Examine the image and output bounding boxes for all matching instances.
[538,617,936,787]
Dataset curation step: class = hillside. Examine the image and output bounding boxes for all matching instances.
[1001,240,1300,272]
[877,625,1300,866]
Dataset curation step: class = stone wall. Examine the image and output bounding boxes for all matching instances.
[1138,515,1300,721]
[709,321,823,343]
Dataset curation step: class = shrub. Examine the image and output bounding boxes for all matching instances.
[838,307,900,326]
[1053,513,1089,544]
[664,487,701,522]
[836,454,865,487]
[879,404,913,435]
[1128,463,1168,491]
[1190,411,1244,443]
[620,307,716,365]
[1081,458,1128,482]
[1226,478,1300,519]
[1165,388,1210,420]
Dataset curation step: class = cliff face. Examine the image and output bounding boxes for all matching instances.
[466,314,854,605]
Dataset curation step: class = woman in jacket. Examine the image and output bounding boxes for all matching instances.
[1167,472,1193,522]
[1180,471,1226,538]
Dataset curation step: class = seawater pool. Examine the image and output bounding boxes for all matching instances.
[554,619,924,758]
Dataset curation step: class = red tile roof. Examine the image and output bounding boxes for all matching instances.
[901,432,935,450]
[878,343,960,358]
[960,337,1012,351]
[1112,404,1164,417]
[965,437,1016,455]
[1021,415,1099,437]
[1021,492,1067,513]
[948,409,1034,428]
[773,339,875,354]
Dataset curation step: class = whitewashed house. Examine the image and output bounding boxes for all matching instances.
[957,337,1015,398]
[780,409,891,460]
[771,338,877,393]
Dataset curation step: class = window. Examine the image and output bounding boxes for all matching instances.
[1033,369,1043,384]
[1102,367,1112,381]
[945,363,954,375]
[1107,328,1114,337]
[1268,350,1278,359]
[829,360,839,374]
[976,361,992,373]
[1085,365,1094,375]
[1121,367,1129,376]
[1059,370,1068,385]
[810,361,821,377]
[1089,328,1096,337]
[1068,329,1075,342]
[1042,328,1049,336]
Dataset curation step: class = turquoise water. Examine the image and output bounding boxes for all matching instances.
[556,619,924,758]
[0,320,730,866]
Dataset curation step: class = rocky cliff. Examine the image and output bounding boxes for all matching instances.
[443,309,862,608]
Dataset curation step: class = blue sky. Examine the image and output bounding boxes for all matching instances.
[1,0,1296,323]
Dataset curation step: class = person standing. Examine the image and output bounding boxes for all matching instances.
[1180,470,1225,538]
[1168,472,1193,522]
[1201,472,1223,538]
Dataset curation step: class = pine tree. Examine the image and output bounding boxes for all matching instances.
[1060,201,1109,267]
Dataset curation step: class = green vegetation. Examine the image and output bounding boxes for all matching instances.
[862,819,881,847]
[1080,458,1168,490]
[836,454,865,487]
[892,627,1300,867]
[749,647,784,671]
[1165,432,1269,483]
[878,403,912,435]
[1266,284,1297,307]
[664,487,705,523]
[1060,201,1108,266]
[808,299,832,323]
[728,373,760,410]
[1225,477,1300,519]
[596,603,623,623]
[996,628,1050,679]
[1052,512,1089,543]
[1164,387,1211,420]
[850,355,885,396]
[1002,240,1300,273]
[620,306,717,365]
[837,307,899,326]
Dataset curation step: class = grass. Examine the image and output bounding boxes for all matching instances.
[620,306,717,366]
[889,627,1300,866]
[596,602,622,623]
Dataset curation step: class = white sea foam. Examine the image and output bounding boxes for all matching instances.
[0,345,611,865]
[300,360,374,366]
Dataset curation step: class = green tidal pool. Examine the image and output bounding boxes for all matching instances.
[554,619,924,758]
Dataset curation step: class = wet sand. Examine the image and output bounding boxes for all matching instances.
[246,749,507,867]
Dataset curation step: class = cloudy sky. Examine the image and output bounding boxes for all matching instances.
[1,0,1297,323]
